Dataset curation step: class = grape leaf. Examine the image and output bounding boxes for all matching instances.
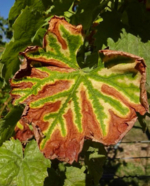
[1,7,44,81]
[10,16,148,163]
[105,29,150,104]
[9,0,52,21]
[80,141,106,185]
[0,139,50,186]
[64,166,86,186]
[0,105,24,146]
[125,0,150,42]
[70,0,103,30]
[51,0,74,16]
[31,27,47,47]
[44,166,65,186]
[94,11,124,49]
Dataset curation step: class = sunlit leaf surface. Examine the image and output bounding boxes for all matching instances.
[10,16,148,163]
[0,140,50,186]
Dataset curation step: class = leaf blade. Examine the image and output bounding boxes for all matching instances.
[0,140,50,186]
[10,17,148,163]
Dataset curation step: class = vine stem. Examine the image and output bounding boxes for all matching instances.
[0,96,12,118]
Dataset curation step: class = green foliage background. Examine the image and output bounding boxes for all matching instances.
[0,0,150,185]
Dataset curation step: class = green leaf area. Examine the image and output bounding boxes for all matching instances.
[81,140,106,186]
[8,0,53,21]
[10,17,147,163]
[0,140,50,186]
[64,166,86,186]
[0,105,24,146]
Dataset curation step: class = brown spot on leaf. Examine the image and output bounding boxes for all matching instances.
[46,66,75,73]
[25,80,72,104]
[102,109,137,144]
[30,67,49,78]
[135,60,146,74]
[80,90,103,140]
[101,84,146,115]
[11,58,49,81]
[98,84,147,144]
[14,119,33,142]
[48,18,67,50]
[41,108,84,163]
[26,101,61,131]
[21,48,70,68]
[44,16,82,50]
[10,82,33,89]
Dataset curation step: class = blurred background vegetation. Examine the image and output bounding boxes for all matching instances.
[0,16,12,54]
